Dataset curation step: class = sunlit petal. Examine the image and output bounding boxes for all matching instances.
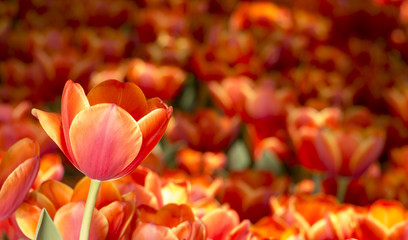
[69,103,142,180]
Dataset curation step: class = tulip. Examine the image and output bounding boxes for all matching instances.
[385,84,408,127]
[127,58,187,101]
[176,147,227,175]
[16,178,136,240]
[0,138,40,220]
[32,79,172,240]
[207,76,253,117]
[358,200,408,240]
[131,203,207,240]
[32,79,172,181]
[166,109,240,152]
[230,1,293,32]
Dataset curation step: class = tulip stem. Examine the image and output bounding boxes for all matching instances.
[312,173,323,194]
[336,177,349,204]
[79,179,101,240]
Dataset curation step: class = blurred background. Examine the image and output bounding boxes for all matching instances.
[2,0,408,228]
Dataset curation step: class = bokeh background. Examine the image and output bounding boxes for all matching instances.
[3,0,408,239]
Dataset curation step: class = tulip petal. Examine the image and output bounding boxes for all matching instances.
[15,203,42,239]
[87,80,148,121]
[161,181,190,206]
[201,209,239,240]
[146,97,167,111]
[61,80,90,164]
[0,138,39,186]
[315,129,341,176]
[69,103,142,180]
[154,204,195,228]
[349,136,384,177]
[0,157,40,220]
[71,177,122,209]
[54,201,108,240]
[37,180,73,210]
[308,218,337,240]
[118,107,172,178]
[131,223,178,240]
[31,110,71,163]
[389,221,408,240]
[145,171,163,208]
[34,154,64,189]
[359,216,387,240]
[228,220,251,240]
[100,201,135,240]
[119,182,158,209]
[25,191,57,218]
[172,220,207,240]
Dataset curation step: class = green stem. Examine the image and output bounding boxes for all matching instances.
[312,173,323,194]
[336,177,350,204]
[79,179,101,240]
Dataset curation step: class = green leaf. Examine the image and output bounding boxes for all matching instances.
[254,151,285,175]
[176,74,196,112]
[2,233,9,240]
[34,209,62,240]
[227,140,251,170]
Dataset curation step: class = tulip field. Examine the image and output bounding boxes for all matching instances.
[3,0,408,239]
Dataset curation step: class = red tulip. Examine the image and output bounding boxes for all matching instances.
[0,138,40,220]
[32,79,172,181]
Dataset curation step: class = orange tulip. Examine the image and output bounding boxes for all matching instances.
[33,153,64,189]
[166,109,240,152]
[230,1,293,32]
[385,84,408,127]
[0,101,55,154]
[176,147,227,175]
[220,170,289,223]
[287,107,341,171]
[127,58,187,101]
[32,79,172,181]
[16,178,135,240]
[0,138,40,220]
[288,107,385,177]
[207,76,253,117]
[131,203,207,240]
[358,200,408,240]
[202,209,238,237]
[190,30,263,82]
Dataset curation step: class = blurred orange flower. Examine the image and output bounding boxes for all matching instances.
[176,147,226,175]
[220,170,289,223]
[127,58,187,101]
[167,109,240,152]
[288,107,385,176]
[358,200,408,240]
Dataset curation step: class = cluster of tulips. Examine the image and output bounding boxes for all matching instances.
[3,0,408,239]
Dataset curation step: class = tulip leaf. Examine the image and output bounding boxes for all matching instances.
[176,74,196,112]
[34,209,62,240]
[227,140,251,170]
[254,151,285,175]
[2,233,9,240]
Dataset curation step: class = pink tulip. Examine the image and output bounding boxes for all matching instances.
[32,79,172,181]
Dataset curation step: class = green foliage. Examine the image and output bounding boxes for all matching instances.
[227,139,251,170]
[34,209,62,240]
